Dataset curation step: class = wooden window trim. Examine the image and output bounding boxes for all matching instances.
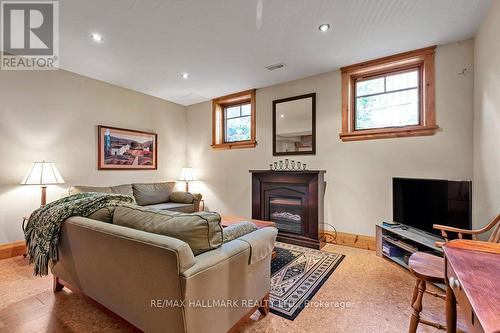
[212,89,257,149]
[339,46,439,142]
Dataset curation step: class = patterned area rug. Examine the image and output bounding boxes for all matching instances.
[270,242,345,320]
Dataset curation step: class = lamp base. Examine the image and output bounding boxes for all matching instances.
[41,186,47,207]
[185,182,189,192]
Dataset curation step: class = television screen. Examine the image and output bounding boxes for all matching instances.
[393,178,472,237]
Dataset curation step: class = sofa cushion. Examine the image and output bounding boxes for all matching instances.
[113,206,222,255]
[87,207,116,223]
[70,184,133,197]
[169,191,194,204]
[132,182,175,206]
[143,202,195,213]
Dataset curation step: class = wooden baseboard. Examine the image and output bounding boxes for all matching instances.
[322,230,376,251]
[0,240,27,260]
[1,232,375,259]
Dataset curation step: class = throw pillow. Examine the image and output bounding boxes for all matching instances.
[87,207,116,223]
[113,205,222,255]
[132,182,175,206]
[169,191,194,204]
[222,221,258,243]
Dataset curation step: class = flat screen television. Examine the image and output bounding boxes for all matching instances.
[393,177,472,238]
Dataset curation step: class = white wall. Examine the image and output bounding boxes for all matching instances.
[473,1,500,229]
[186,40,475,237]
[0,69,187,243]
[0,39,480,243]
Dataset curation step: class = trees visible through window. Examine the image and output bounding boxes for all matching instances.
[340,46,438,141]
[212,89,256,149]
[224,103,251,142]
[355,69,420,130]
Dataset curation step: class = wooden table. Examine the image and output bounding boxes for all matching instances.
[443,240,500,333]
[221,215,276,229]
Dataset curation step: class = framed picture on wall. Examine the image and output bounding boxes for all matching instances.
[98,125,157,170]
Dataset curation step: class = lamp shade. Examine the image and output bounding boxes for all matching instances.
[21,161,65,185]
[178,167,196,181]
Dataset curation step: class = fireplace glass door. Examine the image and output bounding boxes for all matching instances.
[268,197,304,234]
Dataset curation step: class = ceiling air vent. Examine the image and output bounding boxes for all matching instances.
[266,63,285,71]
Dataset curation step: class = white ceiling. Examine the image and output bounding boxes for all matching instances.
[58,0,491,106]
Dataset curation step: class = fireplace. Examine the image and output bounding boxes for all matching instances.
[268,197,303,234]
[250,170,326,249]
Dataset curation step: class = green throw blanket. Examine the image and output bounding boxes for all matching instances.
[24,192,135,276]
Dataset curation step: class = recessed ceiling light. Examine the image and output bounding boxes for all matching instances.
[181,73,189,79]
[280,114,284,118]
[318,24,330,32]
[90,33,103,42]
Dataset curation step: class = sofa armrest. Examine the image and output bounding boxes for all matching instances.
[181,227,275,278]
[180,239,249,279]
[237,227,277,264]
[169,191,203,211]
[180,228,274,333]
[192,193,202,211]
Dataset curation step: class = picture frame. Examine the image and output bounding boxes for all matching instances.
[98,125,157,170]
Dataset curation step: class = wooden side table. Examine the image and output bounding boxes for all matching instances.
[221,215,276,229]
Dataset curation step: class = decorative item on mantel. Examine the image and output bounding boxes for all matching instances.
[269,159,307,171]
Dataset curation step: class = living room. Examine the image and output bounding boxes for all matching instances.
[0,1,498,332]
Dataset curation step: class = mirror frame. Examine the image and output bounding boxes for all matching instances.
[272,93,316,156]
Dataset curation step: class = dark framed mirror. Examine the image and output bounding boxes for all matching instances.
[273,93,316,156]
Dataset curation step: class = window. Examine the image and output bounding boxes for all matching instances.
[340,46,438,141]
[224,103,251,142]
[355,69,420,130]
[212,89,256,149]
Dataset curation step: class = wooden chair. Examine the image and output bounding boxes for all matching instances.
[434,214,500,244]
[407,214,500,333]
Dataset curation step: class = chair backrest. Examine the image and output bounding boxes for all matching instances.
[487,214,500,243]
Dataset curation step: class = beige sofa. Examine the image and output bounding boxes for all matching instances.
[70,182,202,213]
[51,210,277,333]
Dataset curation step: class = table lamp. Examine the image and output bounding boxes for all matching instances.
[21,161,65,207]
[178,167,196,192]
